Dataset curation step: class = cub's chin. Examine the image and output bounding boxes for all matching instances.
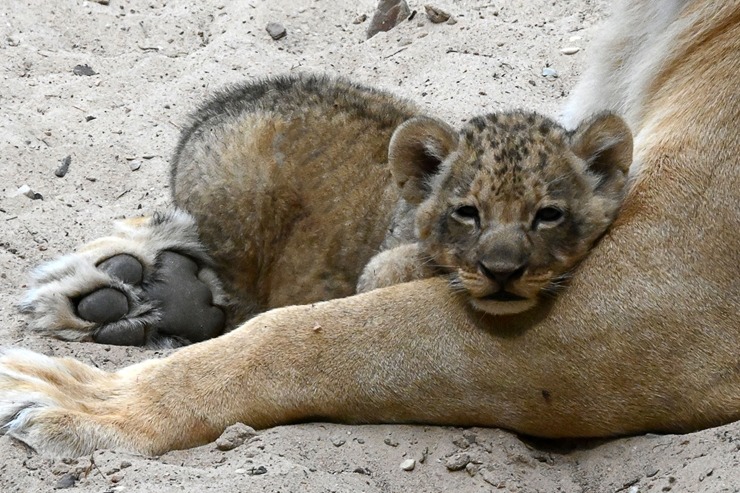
[469,296,538,315]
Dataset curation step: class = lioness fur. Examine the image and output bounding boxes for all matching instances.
[0,0,738,457]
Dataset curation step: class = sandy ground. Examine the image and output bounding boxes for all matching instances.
[0,0,738,491]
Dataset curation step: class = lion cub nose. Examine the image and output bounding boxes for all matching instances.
[478,261,527,287]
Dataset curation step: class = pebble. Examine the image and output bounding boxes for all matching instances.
[130,161,141,171]
[569,35,582,42]
[384,437,399,447]
[560,46,580,55]
[367,0,410,39]
[542,67,558,78]
[400,459,416,471]
[266,22,287,40]
[331,436,346,447]
[53,473,78,489]
[353,14,367,24]
[444,452,471,471]
[15,184,43,200]
[424,5,451,24]
[72,64,96,76]
[215,423,258,451]
[55,155,72,177]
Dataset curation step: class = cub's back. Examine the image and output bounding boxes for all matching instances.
[169,74,421,317]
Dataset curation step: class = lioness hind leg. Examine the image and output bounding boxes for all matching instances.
[20,209,228,347]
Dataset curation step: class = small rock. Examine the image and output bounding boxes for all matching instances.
[120,461,132,469]
[331,436,346,447]
[451,435,470,448]
[446,17,457,25]
[130,161,141,171]
[465,462,480,476]
[85,115,96,122]
[54,473,78,489]
[215,423,258,451]
[15,184,43,200]
[248,465,268,475]
[353,13,367,24]
[444,452,471,471]
[91,0,110,4]
[73,64,96,76]
[542,67,558,78]
[384,437,399,447]
[462,430,477,444]
[266,22,287,40]
[399,38,412,46]
[400,459,415,471]
[560,46,580,55]
[55,155,72,177]
[109,473,124,483]
[424,5,451,23]
[367,0,411,39]
[569,35,582,43]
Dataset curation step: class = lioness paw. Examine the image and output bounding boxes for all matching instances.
[20,210,228,347]
[0,347,135,456]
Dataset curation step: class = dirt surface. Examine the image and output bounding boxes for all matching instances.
[0,0,738,491]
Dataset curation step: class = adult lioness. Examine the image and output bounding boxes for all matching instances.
[0,0,738,457]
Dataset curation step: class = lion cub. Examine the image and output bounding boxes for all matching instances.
[359,110,632,315]
[22,74,631,347]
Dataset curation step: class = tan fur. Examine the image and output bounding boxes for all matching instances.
[358,111,632,315]
[1,0,738,457]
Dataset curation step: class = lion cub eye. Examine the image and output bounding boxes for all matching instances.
[451,205,480,224]
[534,206,564,227]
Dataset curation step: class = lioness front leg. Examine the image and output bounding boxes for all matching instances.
[20,209,228,347]
[1,275,732,457]
[1,278,522,456]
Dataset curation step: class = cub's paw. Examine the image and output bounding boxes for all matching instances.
[20,209,228,347]
[357,243,433,293]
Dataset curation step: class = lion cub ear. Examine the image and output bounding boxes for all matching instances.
[570,112,633,198]
[388,116,459,204]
